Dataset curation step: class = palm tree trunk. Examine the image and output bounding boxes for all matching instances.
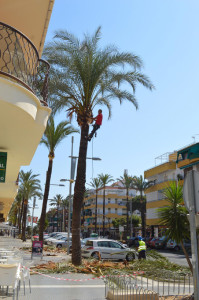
[39,158,53,241]
[95,191,98,233]
[18,201,24,234]
[103,188,105,237]
[22,199,28,241]
[140,192,146,238]
[126,189,129,238]
[63,207,66,231]
[180,241,193,274]
[72,124,89,266]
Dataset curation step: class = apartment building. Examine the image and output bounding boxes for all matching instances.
[144,152,184,237]
[0,1,54,221]
[82,185,137,235]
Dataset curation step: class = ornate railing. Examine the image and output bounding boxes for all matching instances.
[0,22,50,106]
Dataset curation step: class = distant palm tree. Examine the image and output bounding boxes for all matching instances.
[50,194,64,231]
[88,178,102,233]
[44,27,154,265]
[19,170,42,241]
[157,182,192,274]
[132,175,152,238]
[116,173,134,237]
[61,197,69,232]
[98,174,114,236]
[39,116,78,240]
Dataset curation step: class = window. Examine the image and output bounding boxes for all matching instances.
[108,198,111,203]
[108,241,122,249]
[108,208,111,213]
[115,208,118,213]
[85,241,93,246]
[97,241,109,247]
[115,199,118,204]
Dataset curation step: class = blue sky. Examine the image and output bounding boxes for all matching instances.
[23,0,199,216]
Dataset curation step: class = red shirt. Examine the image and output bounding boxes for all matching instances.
[95,113,103,125]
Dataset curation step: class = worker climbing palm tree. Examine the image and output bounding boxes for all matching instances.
[86,109,103,141]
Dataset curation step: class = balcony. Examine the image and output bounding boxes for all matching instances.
[0,22,50,106]
[144,161,176,178]
[0,22,51,219]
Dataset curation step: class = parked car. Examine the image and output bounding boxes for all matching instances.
[166,239,181,251]
[166,239,191,252]
[52,237,72,249]
[148,237,159,248]
[81,239,136,261]
[155,236,168,249]
[145,237,153,248]
[48,233,70,245]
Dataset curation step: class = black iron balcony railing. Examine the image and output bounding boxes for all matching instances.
[0,22,50,106]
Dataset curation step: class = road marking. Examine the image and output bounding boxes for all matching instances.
[30,285,105,288]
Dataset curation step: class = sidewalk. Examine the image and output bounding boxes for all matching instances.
[0,236,106,300]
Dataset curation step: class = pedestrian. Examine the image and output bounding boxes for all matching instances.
[13,230,15,238]
[137,236,146,260]
[86,109,103,141]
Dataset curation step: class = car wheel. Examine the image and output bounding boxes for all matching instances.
[57,244,62,249]
[91,252,100,260]
[174,246,180,252]
[126,252,135,261]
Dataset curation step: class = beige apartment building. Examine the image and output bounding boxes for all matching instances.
[82,185,138,235]
[0,0,54,221]
[144,152,184,237]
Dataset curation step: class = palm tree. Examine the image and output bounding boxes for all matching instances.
[116,173,134,237]
[49,194,64,231]
[44,27,154,265]
[98,173,114,237]
[61,197,69,232]
[39,116,78,240]
[19,170,42,241]
[132,175,152,238]
[88,178,102,233]
[157,182,192,274]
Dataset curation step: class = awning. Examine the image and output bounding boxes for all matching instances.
[177,143,199,163]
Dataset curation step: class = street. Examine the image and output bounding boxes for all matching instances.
[157,249,192,267]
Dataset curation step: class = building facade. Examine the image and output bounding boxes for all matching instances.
[144,152,184,237]
[81,185,138,236]
[0,0,54,221]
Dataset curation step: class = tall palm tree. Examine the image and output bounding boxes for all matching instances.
[98,173,114,237]
[157,182,192,274]
[132,175,152,238]
[39,116,78,240]
[19,170,42,241]
[88,178,102,233]
[116,173,134,237]
[49,194,64,231]
[44,27,154,265]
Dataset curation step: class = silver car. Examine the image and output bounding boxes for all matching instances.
[81,239,136,261]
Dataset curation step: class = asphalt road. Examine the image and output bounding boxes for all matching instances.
[157,249,192,267]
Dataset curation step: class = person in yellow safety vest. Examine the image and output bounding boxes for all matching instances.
[138,236,146,259]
